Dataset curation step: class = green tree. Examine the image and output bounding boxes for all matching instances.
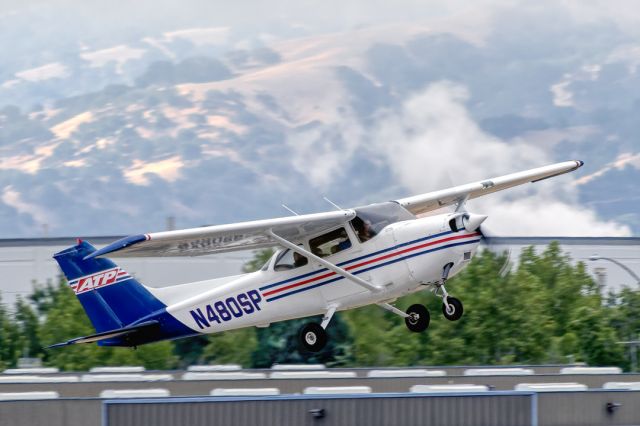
[251,314,353,367]
[242,248,274,273]
[38,280,111,370]
[202,328,257,367]
[570,305,625,366]
[417,250,553,365]
[38,278,178,370]
[0,294,20,369]
[14,297,41,359]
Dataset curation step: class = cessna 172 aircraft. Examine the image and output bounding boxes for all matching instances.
[51,160,583,352]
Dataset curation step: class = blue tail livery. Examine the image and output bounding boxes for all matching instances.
[51,240,194,347]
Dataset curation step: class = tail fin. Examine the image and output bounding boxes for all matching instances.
[53,241,165,333]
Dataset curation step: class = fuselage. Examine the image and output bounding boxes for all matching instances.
[147,212,482,336]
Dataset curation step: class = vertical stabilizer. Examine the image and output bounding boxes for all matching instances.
[53,241,165,333]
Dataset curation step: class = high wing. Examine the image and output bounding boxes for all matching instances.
[87,210,355,259]
[395,160,584,216]
[89,160,582,259]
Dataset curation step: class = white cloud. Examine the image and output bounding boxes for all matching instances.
[2,186,53,227]
[606,43,640,74]
[372,81,546,191]
[550,65,601,108]
[286,117,364,190]
[369,81,631,236]
[80,45,146,73]
[15,62,68,82]
[123,156,184,186]
[163,27,230,46]
[573,152,640,186]
[550,80,574,107]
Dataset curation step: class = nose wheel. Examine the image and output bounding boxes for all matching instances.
[442,296,463,321]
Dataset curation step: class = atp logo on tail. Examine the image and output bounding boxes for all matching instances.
[68,267,131,295]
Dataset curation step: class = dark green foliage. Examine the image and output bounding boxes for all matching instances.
[251,314,353,368]
[242,248,274,273]
[14,297,41,359]
[0,296,20,369]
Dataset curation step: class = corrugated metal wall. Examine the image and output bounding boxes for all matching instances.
[104,394,534,426]
[537,391,640,426]
[0,399,101,426]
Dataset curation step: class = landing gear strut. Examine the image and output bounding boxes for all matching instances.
[379,302,430,332]
[298,305,336,352]
[436,262,464,321]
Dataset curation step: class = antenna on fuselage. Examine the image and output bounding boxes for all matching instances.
[323,197,344,211]
[281,204,300,216]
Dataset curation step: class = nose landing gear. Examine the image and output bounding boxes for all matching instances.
[436,262,464,321]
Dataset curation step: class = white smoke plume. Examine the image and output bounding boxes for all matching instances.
[370,81,631,236]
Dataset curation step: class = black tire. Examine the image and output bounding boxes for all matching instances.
[442,297,463,321]
[299,322,328,352]
[405,304,430,332]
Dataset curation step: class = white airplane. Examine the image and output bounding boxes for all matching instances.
[51,160,583,352]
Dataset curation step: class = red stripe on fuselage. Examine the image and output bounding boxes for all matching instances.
[262,232,480,297]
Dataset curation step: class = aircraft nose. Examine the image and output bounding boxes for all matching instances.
[463,214,488,232]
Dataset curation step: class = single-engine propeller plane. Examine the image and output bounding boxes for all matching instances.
[51,160,583,352]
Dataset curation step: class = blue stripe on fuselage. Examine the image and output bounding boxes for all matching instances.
[265,238,480,302]
[258,230,455,292]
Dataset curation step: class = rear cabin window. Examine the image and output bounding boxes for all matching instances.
[309,227,352,258]
[273,248,308,271]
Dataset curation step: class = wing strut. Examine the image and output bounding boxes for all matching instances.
[266,229,381,293]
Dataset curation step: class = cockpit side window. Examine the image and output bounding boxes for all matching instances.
[351,202,415,243]
[273,247,308,271]
[309,227,352,258]
[351,216,376,243]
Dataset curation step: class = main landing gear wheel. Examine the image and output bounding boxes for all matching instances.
[442,297,463,321]
[299,322,328,352]
[405,304,430,332]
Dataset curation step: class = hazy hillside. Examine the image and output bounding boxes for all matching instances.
[0,2,637,237]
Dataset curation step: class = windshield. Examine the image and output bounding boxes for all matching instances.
[351,202,415,243]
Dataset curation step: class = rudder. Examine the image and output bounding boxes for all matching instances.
[53,241,165,333]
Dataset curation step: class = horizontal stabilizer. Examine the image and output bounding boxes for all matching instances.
[46,320,159,349]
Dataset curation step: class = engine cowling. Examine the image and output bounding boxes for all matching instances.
[448,212,488,232]
[463,213,488,232]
